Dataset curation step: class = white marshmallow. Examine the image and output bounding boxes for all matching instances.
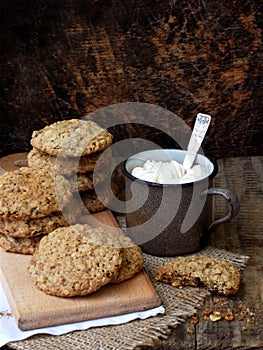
[131,159,207,184]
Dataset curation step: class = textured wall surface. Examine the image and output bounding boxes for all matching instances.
[0,0,262,157]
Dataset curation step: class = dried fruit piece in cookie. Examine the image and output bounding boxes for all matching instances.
[28,224,122,297]
[0,233,44,255]
[30,119,113,157]
[155,255,241,296]
[0,167,73,220]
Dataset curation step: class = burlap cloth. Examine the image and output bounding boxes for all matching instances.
[7,245,248,350]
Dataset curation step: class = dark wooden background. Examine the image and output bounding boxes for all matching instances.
[0,0,262,158]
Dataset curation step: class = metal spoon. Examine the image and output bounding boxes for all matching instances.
[182,113,211,171]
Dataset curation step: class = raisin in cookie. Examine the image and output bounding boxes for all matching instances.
[155,255,241,296]
[28,224,122,297]
[30,119,113,157]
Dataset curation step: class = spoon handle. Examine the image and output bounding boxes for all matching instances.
[183,113,211,170]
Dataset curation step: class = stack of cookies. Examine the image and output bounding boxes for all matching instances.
[0,167,76,254]
[0,119,145,295]
[27,119,115,214]
[28,224,144,297]
[0,119,118,255]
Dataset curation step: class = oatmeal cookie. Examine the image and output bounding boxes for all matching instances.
[0,213,69,237]
[80,181,121,214]
[66,173,94,192]
[28,224,122,297]
[80,191,107,213]
[111,235,144,284]
[155,255,241,296]
[0,195,81,237]
[28,148,107,175]
[77,225,144,283]
[30,119,113,157]
[0,233,44,255]
[0,167,73,220]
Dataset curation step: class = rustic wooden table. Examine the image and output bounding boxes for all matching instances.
[2,156,262,350]
[137,156,263,350]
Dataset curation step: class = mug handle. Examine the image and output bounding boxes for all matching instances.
[202,187,240,236]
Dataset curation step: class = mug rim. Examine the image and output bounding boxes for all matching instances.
[122,149,218,188]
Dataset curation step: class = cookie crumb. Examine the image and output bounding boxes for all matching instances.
[191,315,199,324]
[187,327,194,334]
[224,308,235,321]
[209,311,222,322]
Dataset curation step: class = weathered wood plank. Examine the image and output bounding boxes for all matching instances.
[0,1,262,158]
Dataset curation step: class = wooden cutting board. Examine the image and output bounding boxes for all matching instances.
[0,153,161,331]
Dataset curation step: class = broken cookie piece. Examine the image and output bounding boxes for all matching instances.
[155,255,241,296]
